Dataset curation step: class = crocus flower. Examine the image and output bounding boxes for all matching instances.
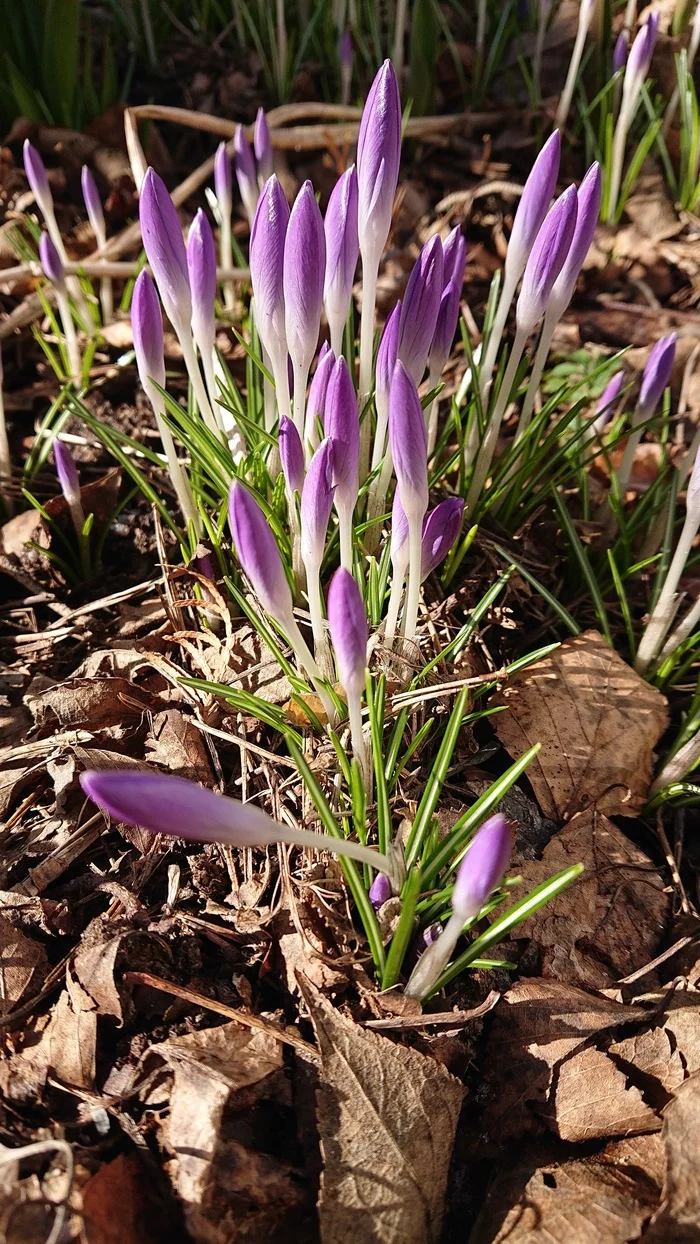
[516,184,578,334]
[638,332,676,418]
[324,165,359,357]
[54,437,85,540]
[547,164,601,320]
[284,181,325,435]
[229,482,294,626]
[39,233,65,291]
[250,175,290,418]
[554,0,596,131]
[356,59,402,271]
[187,209,217,368]
[40,234,81,384]
[327,567,370,784]
[81,166,105,243]
[369,871,392,909]
[613,30,628,73]
[300,438,335,574]
[406,814,512,999]
[234,125,259,224]
[391,494,464,582]
[214,142,233,220]
[398,235,445,385]
[279,414,305,497]
[388,361,429,641]
[607,13,660,223]
[254,108,273,185]
[374,301,402,455]
[324,356,360,570]
[624,11,659,98]
[23,140,51,214]
[305,343,335,447]
[140,168,192,338]
[586,370,625,443]
[80,769,392,874]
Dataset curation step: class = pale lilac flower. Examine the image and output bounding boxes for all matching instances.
[398,235,445,384]
[324,356,360,568]
[214,142,233,217]
[300,438,335,572]
[638,333,676,417]
[613,30,628,73]
[324,166,359,356]
[356,59,402,267]
[327,566,367,699]
[187,209,217,361]
[131,269,165,392]
[234,125,259,223]
[250,175,290,407]
[279,414,305,496]
[254,108,274,185]
[389,360,429,520]
[305,344,335,447]
[139,167,192,335]
[23,140,51,214]
[516,184,578,333]
[548,164,601,318]
[369,872,392,908]
[505,130,561,286]
[229,482,293,625]
[81,166,105,241]
[39,233,65,291]
[54,438,80,509]
[284,181,325,432]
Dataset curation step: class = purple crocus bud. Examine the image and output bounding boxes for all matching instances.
[23,140,52,215]
[428,277,462,379]
[139,167,192,335]
[249,175,290,368]
[234,125,258,224]
[421,497,464,579]
[327,566,368,698]
[548,163,601,319]
[369,871,392,909]
[284,181,326,386]
[613,30,628,73]
[324,166,359,354]
[54,438,80,508]
[324,357,360,516]
[187,209,217,359]
[279,414,305,496]
[442,226,466,290]
[81,166,105,241]
[452,814,512,920]
[391,489,410,574]
[594,371,625,428]
[254,108,273,185]
[300,438,335,570]
[132,269,165,393]
[39,233,65,291]
[376,302,402,423]
[214,141,233,217]
[389,360,428,520]
[356,60,402,266]
[638,333,676,417]
[516,184,578,334]
[305,344,335,445]
[505,129,561,285]
[398,235,445,384]
[624,12,659,95]
[423,922,443,946]
[229,482,293,624]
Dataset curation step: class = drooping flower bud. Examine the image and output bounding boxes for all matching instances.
[388,359,429,521]
[504,129,561,287]
[300,438,335,571]
[234,125,259,223]
[254,108,273,185]
[279,414,305,496]
[327,566,368,699]
[249,175,290,373]
[516,184,578,334]
[39,233,65,291]
[187,209,217,363]
[324,165,359,355]
[139,167,192,336]
[398,235,445,384]
[356,59,402,268]
[131,269,165,395]
[284,181,326,394]
[81,166,105,242]
[547,163,601,319]
[229,482,293,625]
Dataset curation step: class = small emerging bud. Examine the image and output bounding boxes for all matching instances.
[398,235,445,385]
[81,166,105,241]
[279,414,305,496]
[23,140,51,215]
[516,184,578,334]
[624,12,659,99]
[214,142,233,218]
[254,108,274,185]
[234,125,259,223]
[327,566,368,699]
[420,497,465,579]
[229,482,293,625]
[638,333,676,418]
[54,438,80,509]
[139,167,192,335]
[369,872,392,909]
[132,269,165,393]
[39,233,65,291]
[452,814,512,921]
[592,370,625,435]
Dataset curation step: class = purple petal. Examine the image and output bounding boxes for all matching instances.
[254,109,274,184]
[638,333,676,417]
[306,345,336,433]
[369,871,392,908]
[228,482,293,622]
[613,30,628,73]
[54,438,80,506]
[388,360,428,518]
[234,125,259,222]
[452,813,513,920]
[376,301,402,420]
[549,163,601,314]
[429,277,462,376]
[300,438,335,568]
[81,166,105,238]
[327,566,368,698]
[421,497,464,580]
[139,167,192,332]
[442,227,466,291]
[23,140,50,207]
[324,356,359,513]
[506,130,560,282]
[132,269,165,392]
[595,371,625,421]
[250,175,290,363]
[279,414,305,495]
[357,60,401,261]
[324,166,359,335]
[626,13,658,88]
[284,181,326,373]
[214,141,233,213]
[187,209,217,352]
[516,183,578,332]
[39,233,64,290]
[398,235,445,384]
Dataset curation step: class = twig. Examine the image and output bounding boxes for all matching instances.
[364,990,500,1029]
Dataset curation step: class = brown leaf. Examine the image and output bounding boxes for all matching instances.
[146,708,213,783]
[226,625,293,705]
[492,631,668,819]
[70,917,163,1024]
[81,1152,176,1244]
[482,978,652,1142]
[553,1045,658,1142]
[470,1137,663,1244]
[299,977,464,1244]
[513,810,669,990]
[45,989,96,1090]
[645,1071,700,1242]
[28,677,159,734]
[43,466,121,534]
[609,991,700,1101]
[0,912,45,1018]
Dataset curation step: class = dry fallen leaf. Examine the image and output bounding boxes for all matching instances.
[470,1136,664,1244]
[513,809,669,990]
[645,1071,700,1242]
[28,676,159,734]
[45,989,96,1090]
[146,708,213,783]
[69,916,166,1025]
[299,977,464,1244]
[493,630,668,819]
[81,1152,176,1244]
[552,1045,657,1142]
[0,912,45,1019]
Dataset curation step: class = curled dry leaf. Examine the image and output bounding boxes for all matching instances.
[645,1070,700,1242]
[146,708,213,784]
[0,911,45,1019]
[28,676,161,735]
[492,630,668,819]
[69,916,168,1025]
[513,809,669,990]
[299,976,464,1244]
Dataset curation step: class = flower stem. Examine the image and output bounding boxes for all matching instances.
[402,515,424,642]
[467,325,528,513]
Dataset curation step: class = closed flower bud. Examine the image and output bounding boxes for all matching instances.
[300,438,335,570]
[229,482,293,625]
[284,181,326,382]
[139,167,192,335]
[234,125,259,223]
[214,141,233,217]
[624,12,659,98]
[391,489,410,577]
[369,871,392,909]
[452,814,512,920]
[132,270,165,393]
[305,344,335,445]
[592,370,625,436]
[54,438,80,509]
[613,30,628,73]
[23,140,52,215]
[376,302,402,425]
[505,129,561,285]
[442,226,467,290]
[324,356,360,516]
[398,235,445,384]
[638,333,676,418]
[548,164,601,318]
[279,414,305,496]
[327,566,368,699]
[39,233,65,291]
[254,108,273,185]
[249,175,290,368]
[429,277,462,378]
[324,166,359,354]
[357,59,402,266]
[420,497,464,579]
[389,360,428,520]
[516,184,578,334]
[81,166,105,241]
[187,209,217,360]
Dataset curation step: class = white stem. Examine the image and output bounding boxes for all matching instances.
[339,506,353,572]
[606,98,633,224]
[292,361,310,440]
[635,506,700,673]
[0,386,13,515]
[467,326,528,513]
[272,350,292,427]
[305,563,334,678]
[393,0,409,80]
[403,514,424,642]
[94,225,113,323]
[478,270,517,404]
[275,820,391,872]
[650,728,700,797]
[405,909,464,999]
[555,2,592,132]
[624,0,636,29]
[359,261,378,479]
[68,495,86,544]
[45,205,94,334]
[348,690,372,796]
[220,215,236,311]
[514,313,555,445]
[329,314,345,361]
[179,333,219,436]
[384,558,407,643]
[426,368,441,457]
[658,595,700,662]
[146,382,200,534]
[55,288,81,385]
[286,613,336,722]
[201,343,227,435]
